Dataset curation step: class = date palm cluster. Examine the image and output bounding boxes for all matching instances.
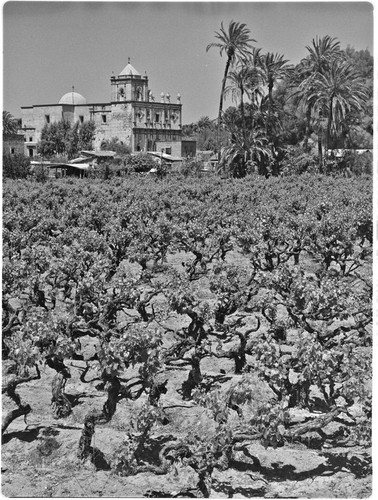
[293,36,369,163]
[206,22,369,175]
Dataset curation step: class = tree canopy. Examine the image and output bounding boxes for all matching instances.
[3,111,18,136]
[38,120,95,159]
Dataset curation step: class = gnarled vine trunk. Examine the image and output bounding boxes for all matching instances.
[77,376,121,460]
[182,355,202,400]
[2,366,40,436]
[46,356,72,418]
[51,372,72,419]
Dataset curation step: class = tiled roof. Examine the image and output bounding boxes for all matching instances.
[119,63,140,76]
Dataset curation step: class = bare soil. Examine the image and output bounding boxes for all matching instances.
[2,354,371,498]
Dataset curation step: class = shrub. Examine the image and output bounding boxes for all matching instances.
[280,146,319,176]
[100,137,131,156]
[123,153,158,173]
[181,157,203,177]
[340,151,372,176]
[2,153,31,179]
[33,165,49,182]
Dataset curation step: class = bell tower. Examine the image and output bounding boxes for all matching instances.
[110,58,149,102]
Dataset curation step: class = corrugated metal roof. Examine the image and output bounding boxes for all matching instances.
[81,150,116,158]
[31,161,67,168]
[46,163,91,170]
[69,157,90,164]
[146,151,182,162]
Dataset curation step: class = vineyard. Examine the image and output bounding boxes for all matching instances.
[2,173,372,498]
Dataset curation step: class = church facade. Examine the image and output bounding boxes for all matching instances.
[20,60,185,157]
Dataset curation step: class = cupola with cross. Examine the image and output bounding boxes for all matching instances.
[110,58,149,102]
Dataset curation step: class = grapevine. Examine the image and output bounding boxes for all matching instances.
[2,173,372,497]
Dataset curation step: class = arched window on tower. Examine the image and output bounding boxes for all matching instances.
[136,87,143,101]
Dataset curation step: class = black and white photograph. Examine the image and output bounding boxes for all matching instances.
[2,1,373,498]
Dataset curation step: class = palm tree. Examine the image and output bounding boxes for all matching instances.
[219,127,272,178]
[302,35,342,76]
[3,111,18,136]
[197,116,213,132]
[293,36,343,152]
[206,20,256,157]
[196,116,217,151]
[260,53,292,141]
[224,63,262,148]
[306,58,368,154]
[261,53,292,102]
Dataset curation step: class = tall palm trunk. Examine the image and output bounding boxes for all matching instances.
[239,86,250,167]
[267,80,273,141]
[304,107,311,152]
[317,105,326,170]
[217,55,232,161]
[326,97,333,153]
[240,86,247,146]
[317,127,323,170]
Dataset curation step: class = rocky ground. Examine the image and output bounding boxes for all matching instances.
[2,354,372,498]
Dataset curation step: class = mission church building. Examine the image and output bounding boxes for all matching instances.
[20,59,191,157]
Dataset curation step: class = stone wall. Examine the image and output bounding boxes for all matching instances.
[63,104,91,124]
[90,103,134,150]
[155,141,181,157]
[22,105,63,143]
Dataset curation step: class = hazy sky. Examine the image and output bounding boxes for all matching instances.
[3,1,374,124]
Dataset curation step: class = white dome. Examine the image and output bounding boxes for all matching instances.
[59,91,87,105]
